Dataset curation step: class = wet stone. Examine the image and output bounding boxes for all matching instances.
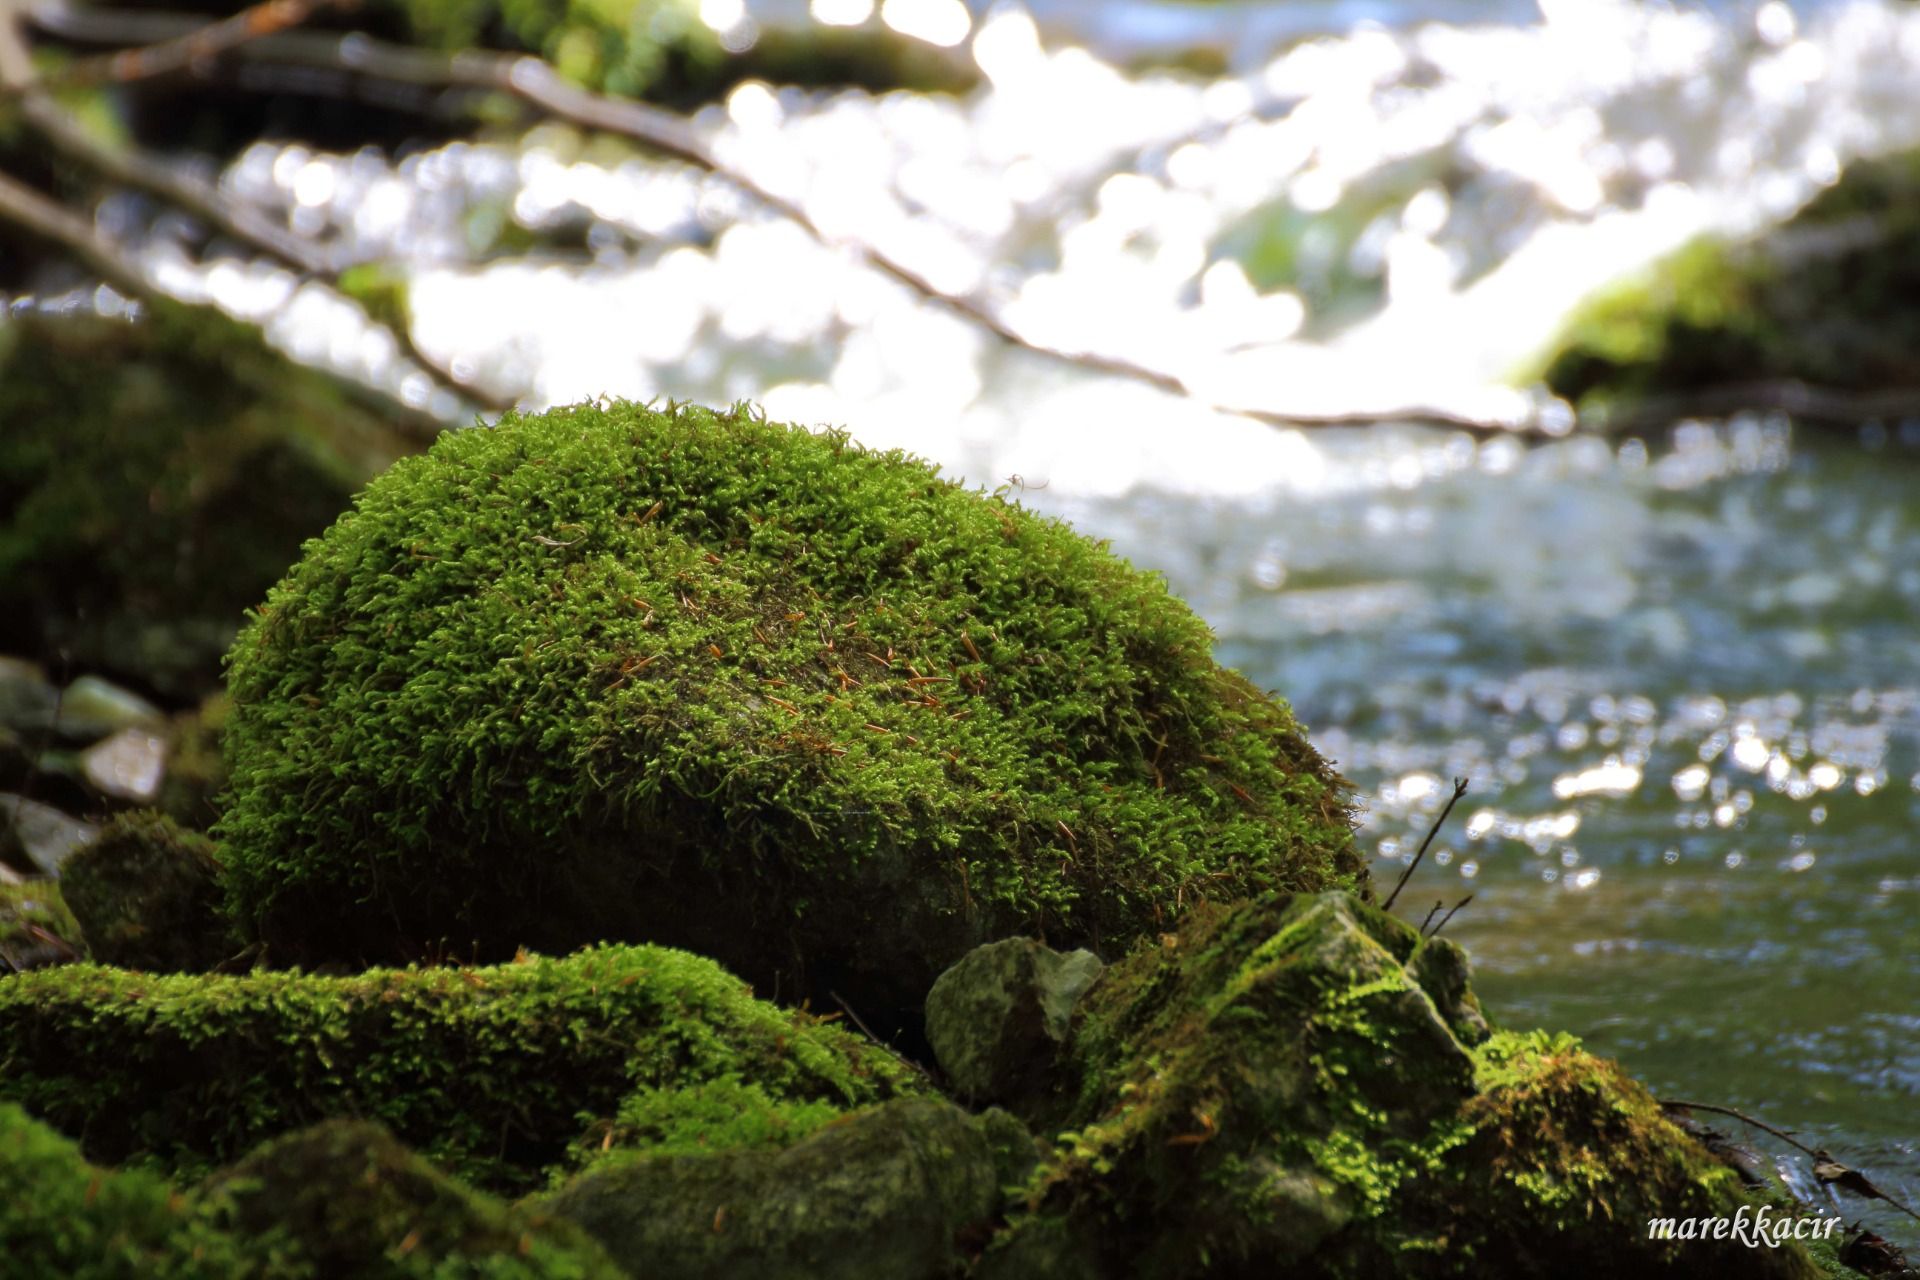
[81,729,170,804]
[0,793,100,877]
[53,676,165,742]
[924,937,1104,1110]
[0,658,60,733]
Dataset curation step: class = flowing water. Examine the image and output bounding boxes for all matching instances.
[48,0,1920,1238]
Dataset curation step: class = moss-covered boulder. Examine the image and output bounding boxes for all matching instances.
[1533,148,1920,411]
[0,940,919,1193]
[0,1103,624,1278]
[0,300,412,698]
[203,1119,625,1279]
[216,399,1358,1028]
[0,876,86,972]
[541,1096,1028,1280]
[988,892,1840,1279]
[0,1101,259,1280]
[60,810,233,972]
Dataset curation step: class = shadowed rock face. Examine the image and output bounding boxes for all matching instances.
[540,1097,1033,1280]
[973,892,1834,1280]
[0,301,410,700]
[216,399,1359,1033]
[60,811,232,973]
[0,1103,624,1280]
[925,936,1103,1112]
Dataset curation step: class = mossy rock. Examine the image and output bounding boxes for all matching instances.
[0,1100,259,1280]
[0,300,412,699]
[993,891,1843,1279]
[0,1103,623,1278]
[215,399,1358,1029]
[539,1096,1019,1280]
[1532,148,1920,410]
[204,1119,625,1279]
[0,940,919,1194]
[0,877,86,972]
[60,810,234,973]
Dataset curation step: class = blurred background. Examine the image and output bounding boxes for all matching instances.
[2,0,1918,1249]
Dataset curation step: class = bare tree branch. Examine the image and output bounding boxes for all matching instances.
[23,3,1920,442]
[47,0,349,88]
[0,164,149,296]
[4,5,512,415]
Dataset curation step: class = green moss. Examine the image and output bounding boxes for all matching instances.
[216,399,1358,1027]
[1531,147,1920,408]
[0,300,413,697]
[0,877,86,970]
[60,811,235,973]
[0,1104,623,1278]
[1012,892,1478,1274]
[1340,1029,1839,1278]
[991,892,1846,1279]
[537,1096,1009,1280]
[203,1119,624,1279]
[0,1101,259,1280]
[0,941,919,1194]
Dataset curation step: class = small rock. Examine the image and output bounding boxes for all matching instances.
[924,936,1103,1110]
[54,676,165,741]
[543,1098,1007,1280]
[81,728,170,803]
[0,657,60,732]
[0,793,100,877]
[61,811,231,972]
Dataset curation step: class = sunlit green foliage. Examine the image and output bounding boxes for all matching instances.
[1532,148,1920,407]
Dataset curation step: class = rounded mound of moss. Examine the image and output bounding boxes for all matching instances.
[217,400,1357,1022]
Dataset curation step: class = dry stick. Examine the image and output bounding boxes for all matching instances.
[1425,893,1472,939]
[48,0,346,88]
[1382,777,1467,913]
[1660,1100,1920,1224]
[1419,900,1443,933]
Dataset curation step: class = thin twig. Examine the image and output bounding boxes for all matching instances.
[1419,900,1443,933]
[17,92,335,276]
[1661,1100,1920,1224]
[828,988,932,1079]
[48,0,346,88]
[1426,893,1472,939]
[1659,1100,1813,1157]
[1383,777,1467,912]
[3,7,507,417]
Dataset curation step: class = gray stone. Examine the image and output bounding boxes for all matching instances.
[925,936,1103,1109]
[0,793,100,877]
[81,728,170,803]
[0,657,60,732]
[54,676,165,741]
